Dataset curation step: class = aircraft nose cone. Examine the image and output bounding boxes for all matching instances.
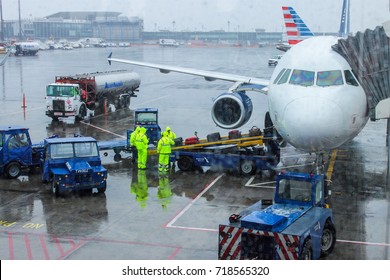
[281,97,345,151]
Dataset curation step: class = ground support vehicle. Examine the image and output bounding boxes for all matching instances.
[42,137,108,196]
[45,70,140,121]
[133,108,161,145]
[13,42,40,56]
[169,140,279,175]
[98,108,161,161]
[1,126,107,196]
[0,126,44,179]
[218,171,336,260]
[268,54,283,66]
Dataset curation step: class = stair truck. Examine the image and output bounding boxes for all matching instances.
[0,126,107,196]
[45,70,141,121]
[218,171,336,260]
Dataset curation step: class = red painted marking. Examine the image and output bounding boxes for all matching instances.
[53,237,65,257]
[282,6,289,10]
[283,14,293,19]
[287,31,299,36]
[219,225,236,246]
[24,234,33,260]
[39,234,50,260]
[288,40,302,45]
[167,247,182,260]
[285,23,297,28]
[8,232,14,260]
[222,227,243,260]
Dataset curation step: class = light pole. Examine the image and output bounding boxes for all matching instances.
[18,0,22,40]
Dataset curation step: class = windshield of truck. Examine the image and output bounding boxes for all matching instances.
[50,143,74,159]
[47,85,77,97]
[278,179,312,202]
[135,112,157,124]
[74,142,99,157]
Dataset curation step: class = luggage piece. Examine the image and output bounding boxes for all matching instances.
[228,130,242,139]
[184,136,199,145]
[173,137,183,146]
[249,126,262,137]
[207,132,221,142]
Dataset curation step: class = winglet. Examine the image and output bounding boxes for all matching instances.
[107,52,112,65]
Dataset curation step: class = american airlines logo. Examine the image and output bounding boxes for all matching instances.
[105,82,124,89]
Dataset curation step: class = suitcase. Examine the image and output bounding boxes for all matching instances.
[184,136,199,145]
[173,137,183,146]
[249,126,262,137]
[228,130,242,139]
[207,132,221,142]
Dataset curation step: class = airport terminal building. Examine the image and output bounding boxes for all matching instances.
[1,11,283,45]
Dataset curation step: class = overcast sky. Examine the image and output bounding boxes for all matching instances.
[2,0,390,33]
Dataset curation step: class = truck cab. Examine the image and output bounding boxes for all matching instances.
[218,171,336,260]
[134,108,161,145]
[42,136,107,196]
[45,83,87,121]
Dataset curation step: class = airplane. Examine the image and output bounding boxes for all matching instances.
[276,6,315,52]
[107,0,368,171]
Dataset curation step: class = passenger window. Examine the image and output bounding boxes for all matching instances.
[277,69,291,85]
[289,69,314,86]
[273,68,286,84]
[344,70,359,86]
[317,70,343,86]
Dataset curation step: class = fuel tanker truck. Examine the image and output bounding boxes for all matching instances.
[45,70,141,121]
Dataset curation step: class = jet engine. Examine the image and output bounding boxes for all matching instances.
[211,91,253,129]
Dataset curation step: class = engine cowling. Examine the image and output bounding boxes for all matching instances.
[211,91,253,129]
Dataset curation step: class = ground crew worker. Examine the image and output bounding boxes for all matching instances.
[165,126,176,141]
[135,126,149,169]
[157,131,175,173]
[129,126,141,163]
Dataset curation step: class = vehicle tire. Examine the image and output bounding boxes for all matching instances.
[321,221,336,257]
[300,239,313,260]
[98,181,107,194]
[76,105,87,121]
[125,95,131,107]
[113,153,122,162]
[5,162,22,179]
[177,156,195,171]
[239,160,256,175]
[51,181,59,197]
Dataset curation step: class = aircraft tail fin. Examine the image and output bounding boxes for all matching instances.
[282,6,314,46]
[338,0,350,38]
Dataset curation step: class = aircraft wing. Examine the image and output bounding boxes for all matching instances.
[107,54,269,94]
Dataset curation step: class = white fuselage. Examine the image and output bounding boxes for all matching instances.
[267,36,369,152]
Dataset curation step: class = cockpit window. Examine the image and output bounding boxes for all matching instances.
[289,69,314,86]
[273,68,286,84]
[316,70,343,87]
[344,70,359,86]
[277,68,291,85]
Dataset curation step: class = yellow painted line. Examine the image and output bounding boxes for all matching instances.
[326,149,338,180]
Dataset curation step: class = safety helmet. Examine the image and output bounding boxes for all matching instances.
[166,126,171,132]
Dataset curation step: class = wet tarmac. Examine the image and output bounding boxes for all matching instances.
[0,46,389,260]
